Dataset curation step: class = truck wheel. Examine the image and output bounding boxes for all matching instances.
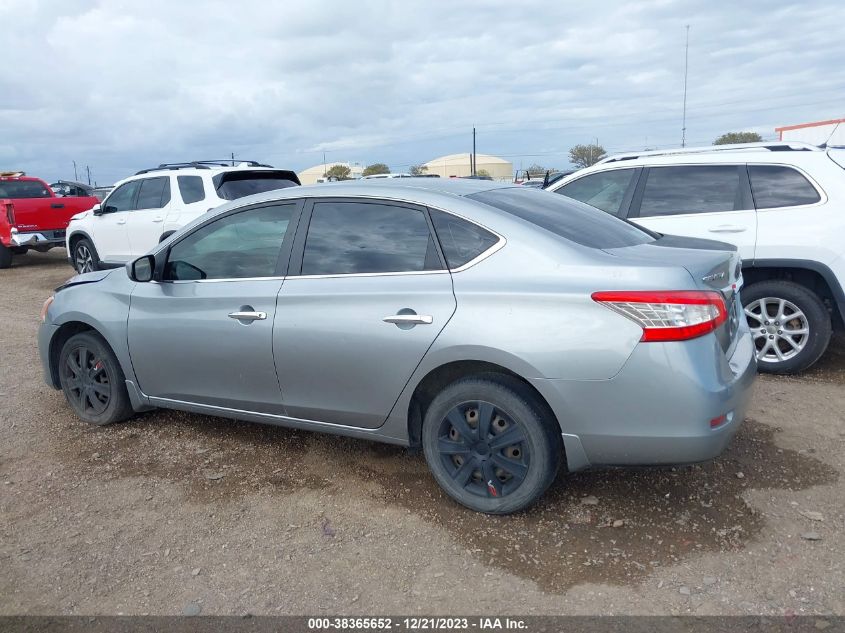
[71,238,100,274]
[0,244,11,269]
[742,280,832,374]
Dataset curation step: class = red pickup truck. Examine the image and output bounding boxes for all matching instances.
[0,172,99,269]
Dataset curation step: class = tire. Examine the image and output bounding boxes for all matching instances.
[11,246,28,255]
[421,374,562,514]
[0,244,12,269]
[71,237,100,274]
[58,331,134,426]
[741,280,832,374]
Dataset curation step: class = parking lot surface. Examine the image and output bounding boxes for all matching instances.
[1,251,843,616]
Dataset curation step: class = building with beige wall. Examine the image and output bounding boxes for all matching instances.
[298,161,364,185]
[422,153,513,181]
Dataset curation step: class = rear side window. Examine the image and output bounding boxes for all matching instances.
[177,176,206,204]
[429,209,499,268]
[301,201,442,275]
[0,180,51,198]
[638,165,742,217]
[135,177,170,209]
[468,188,654,249]
[556,168,636,216]
[748,165,821,209]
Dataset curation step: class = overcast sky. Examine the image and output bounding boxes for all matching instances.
[2,0,844,185]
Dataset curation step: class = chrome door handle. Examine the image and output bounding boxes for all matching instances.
[228,311,267,321]
[708,225,746,233]
[383,314,433,325]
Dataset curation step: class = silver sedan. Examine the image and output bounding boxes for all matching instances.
[38,179,756,513]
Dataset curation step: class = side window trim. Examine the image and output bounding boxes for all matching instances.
[153,199,305,282]
[556,167,642,219]
[288,197,448,278]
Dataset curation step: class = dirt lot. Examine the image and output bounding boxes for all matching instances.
[1,250,843,616]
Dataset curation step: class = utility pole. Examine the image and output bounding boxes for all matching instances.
[323,152,327,177]
[682,24,690,148]
[472,127,477,176]
[231,152,235,166]
[86,165,91,185]
[73,161,78,181]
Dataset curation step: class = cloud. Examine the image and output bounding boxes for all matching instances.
[1,0,843,184]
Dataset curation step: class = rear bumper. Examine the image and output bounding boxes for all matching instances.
[10,228,64,247]
[530,324,757,471]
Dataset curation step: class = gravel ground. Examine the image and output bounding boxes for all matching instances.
[1,250,843,616]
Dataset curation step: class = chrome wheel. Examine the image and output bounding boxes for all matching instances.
[437,401,529,499]
[744,296,809,363]
[74,243,94,273]
[60,345,112,416]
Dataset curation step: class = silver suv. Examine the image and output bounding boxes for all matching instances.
[66,160,300,273]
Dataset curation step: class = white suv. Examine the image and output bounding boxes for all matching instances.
[548,142,845,374]
[67,161,299,274]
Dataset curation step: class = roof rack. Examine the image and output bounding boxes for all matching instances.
[135,160,274,175]
[600,141,821,164]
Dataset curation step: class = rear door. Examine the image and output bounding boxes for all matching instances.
[273,198,456,428]
[628,164,757,262]
[126,176,173,255]
[93,180,140,262]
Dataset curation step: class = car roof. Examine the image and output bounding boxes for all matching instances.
[549,142,827,190]
[206,177,520,218]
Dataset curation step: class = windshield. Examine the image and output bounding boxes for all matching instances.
[469,187,655,249]
[0,180,51,198]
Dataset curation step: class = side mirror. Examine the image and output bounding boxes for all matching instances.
[127,254,155,282]
[91,203,103,216]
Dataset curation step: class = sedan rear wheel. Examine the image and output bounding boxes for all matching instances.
[422,375,561,514]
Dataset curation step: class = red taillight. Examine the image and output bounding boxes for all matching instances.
[591,290,728,342]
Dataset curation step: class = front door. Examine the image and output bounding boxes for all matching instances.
[128,202,299,412]
[93,180,139,262]
[274,199,456,428]
[127,176,173,256]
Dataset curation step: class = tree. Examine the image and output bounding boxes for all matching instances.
[324,164,351,180]
[569,143,607,169]
[362,163,390,177]
[476,168,492,178]
[713,131,763,145]
[409,164,428,176]
[526,163,549,177]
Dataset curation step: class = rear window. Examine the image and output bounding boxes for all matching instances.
[0,180,51,198]
[748,165,821,209]
[214,171,299,201]
[468,187,654,249]
[177,175,206,204]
